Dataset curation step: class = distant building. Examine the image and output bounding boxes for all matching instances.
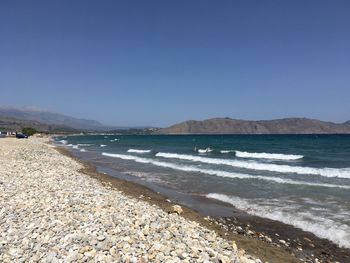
[0,131,16,137]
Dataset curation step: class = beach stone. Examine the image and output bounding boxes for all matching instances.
[279,239,287,246]
[97,235,106,241]
[232,241,238,251]
[0,137,261,263]
[172,205,183,214]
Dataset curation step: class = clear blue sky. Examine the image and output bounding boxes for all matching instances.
[0,1,349,127]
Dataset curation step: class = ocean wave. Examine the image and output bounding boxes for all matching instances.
[235,151,303,160]
[59,140,67,145]
[72,145,79,149]
[127,149,151,154]
[77,143,93,146]
[155,152,350,179]
[101,153,350,189]
[198,148,213,153]
[100,144,107,147]
[80,148,86,152]
[207,193,350,248]
[220,150,234,154]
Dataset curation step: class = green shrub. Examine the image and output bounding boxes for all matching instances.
[22,127,37,136]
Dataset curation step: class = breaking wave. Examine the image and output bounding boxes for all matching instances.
[59,140,67,145]
[155,153,350,179]
[100,144,107,147]
[220,150,234,154]
[207,193,350,248]
[235,151,303,160]
[101,153,350,189]
[127,149,152,154]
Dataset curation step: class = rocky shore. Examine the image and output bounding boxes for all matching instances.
[0,137,261,263]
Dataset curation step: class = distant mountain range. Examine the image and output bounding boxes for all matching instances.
[0,106,115,132]
[1,106,349,135]
[0,114,78,133]
[156,117,350,134]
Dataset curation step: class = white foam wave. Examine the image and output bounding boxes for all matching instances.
[220,150,234,154]
[127,149,151,154]
[72,145,79,149]
[101,153,350,189]
[77,143,93,146]
[198,148,213,153]
[156,153,350,179]
[80,148,86,152]
[235,151,303,160]
[59,140,67,145]
[207,193,350,248]
[100,144,107,147]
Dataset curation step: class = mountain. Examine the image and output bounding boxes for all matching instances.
[0,115,78,133]
[0,106,113,131]
[156,118,350,134]
[344,121,350,125]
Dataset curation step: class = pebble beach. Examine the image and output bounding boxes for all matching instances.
[0,137,262,263]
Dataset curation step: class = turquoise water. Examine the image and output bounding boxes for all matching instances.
[57,134,350,248]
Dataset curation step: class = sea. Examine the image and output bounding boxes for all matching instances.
[55,134,350,249]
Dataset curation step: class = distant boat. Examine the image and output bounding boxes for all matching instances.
[198,147,213,153]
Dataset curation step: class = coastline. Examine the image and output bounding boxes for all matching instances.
[55,147,300,263]
[55,140,350,263]
[0,137,261,263]
[1,136,348,262]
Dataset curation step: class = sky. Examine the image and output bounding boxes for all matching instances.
[0,1,349,127]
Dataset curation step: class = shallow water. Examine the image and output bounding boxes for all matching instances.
[56,134,350,248]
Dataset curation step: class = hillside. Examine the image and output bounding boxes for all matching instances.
[0,106,113,131]
[157,118,350,134]
[0,115,78,133]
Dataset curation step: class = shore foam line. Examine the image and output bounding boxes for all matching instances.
[127,149,151,154]
[155,152,350,179]
[59,140,67,145]
[235,151,303,160]
[101,153,350,189]
[207,193,350,248]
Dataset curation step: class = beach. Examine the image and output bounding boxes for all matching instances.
[55,134,350,263]
[0,136,270,263]
[2,136,350,262]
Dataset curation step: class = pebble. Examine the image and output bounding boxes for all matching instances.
[0,137,261,262]
[172,205,183,215]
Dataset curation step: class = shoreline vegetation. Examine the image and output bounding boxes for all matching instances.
[0,137,348,262]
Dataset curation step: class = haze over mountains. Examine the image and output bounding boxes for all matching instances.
[1,106,349,134]
[0,106,114,132]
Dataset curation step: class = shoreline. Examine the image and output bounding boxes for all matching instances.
[1,137,262,262]
[54,147,299,263]
[55,142,350,263]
